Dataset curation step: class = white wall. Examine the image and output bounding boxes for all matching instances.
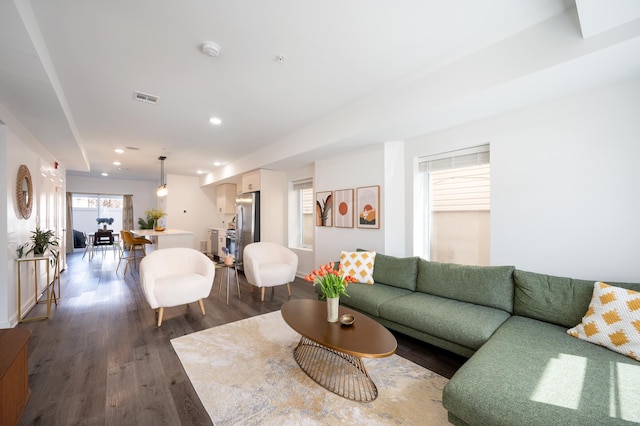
[2,118,62,327]
[405,77,640,282]
[66,175,156,230]
[165,173,217,250]
[314,147,385,266]
[68,174,220,251]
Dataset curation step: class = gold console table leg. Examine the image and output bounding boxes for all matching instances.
[17,256,57,322]
[293,336,378,402]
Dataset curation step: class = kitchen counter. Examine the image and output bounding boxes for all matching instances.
[132,229,194,249]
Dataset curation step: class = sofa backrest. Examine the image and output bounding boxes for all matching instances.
[514,269,640,327]
[372,253,419,291]
[416,260,515,313]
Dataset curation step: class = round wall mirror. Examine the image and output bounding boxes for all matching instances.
[16,164,33,219]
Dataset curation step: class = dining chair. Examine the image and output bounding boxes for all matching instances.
[82,232,94,260]
[94,229,116,258]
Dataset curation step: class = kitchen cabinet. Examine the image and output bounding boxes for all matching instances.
[216,183,237,214]
[241,170,261,193]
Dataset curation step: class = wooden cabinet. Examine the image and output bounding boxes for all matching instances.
[0,328,31,426]
[216,183,237,214]
[241,170,261,193]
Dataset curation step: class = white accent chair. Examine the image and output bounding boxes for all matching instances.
[139,248,215,326]
[243,242,298,301]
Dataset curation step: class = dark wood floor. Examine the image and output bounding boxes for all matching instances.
[17,250,466,425]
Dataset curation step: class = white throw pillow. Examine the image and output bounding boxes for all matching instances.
[340,251,376,284]
[567,282,640,362]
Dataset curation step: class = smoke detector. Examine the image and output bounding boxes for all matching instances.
[201,41,221,57]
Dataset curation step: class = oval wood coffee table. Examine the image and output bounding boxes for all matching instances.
[281,299,397,402]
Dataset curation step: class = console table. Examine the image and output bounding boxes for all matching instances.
[0,328,31,426]
[17,255,60,322]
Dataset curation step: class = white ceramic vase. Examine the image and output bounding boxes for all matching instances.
[326,297,339,323]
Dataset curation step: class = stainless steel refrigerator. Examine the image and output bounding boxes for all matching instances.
[235,191,260,269]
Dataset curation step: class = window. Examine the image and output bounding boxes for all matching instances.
[72,194,124,235]
[290,180,314,249]
[418,145,490,265]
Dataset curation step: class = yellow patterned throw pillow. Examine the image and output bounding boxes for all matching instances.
[340,251,376,285]
[567,282,640,362]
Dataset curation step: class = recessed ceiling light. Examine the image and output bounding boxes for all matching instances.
[213,161,222,167]
[113,161,121,166]
[197,170,205,175]
[209,116,222,126]
[101,172,109,177]
[114,148,124,154]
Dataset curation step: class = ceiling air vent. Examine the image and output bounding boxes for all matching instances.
[133,91,159,104]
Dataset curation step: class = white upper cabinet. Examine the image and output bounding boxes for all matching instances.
[241,170,261,193]
[216,183,237,214]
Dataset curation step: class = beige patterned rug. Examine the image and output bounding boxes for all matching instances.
[171,311,449,425]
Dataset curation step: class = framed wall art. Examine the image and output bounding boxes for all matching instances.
[333,189,354,228]
[356,185,380,229]
[315,191,333,227]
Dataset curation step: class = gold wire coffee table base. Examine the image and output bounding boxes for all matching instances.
[293,336,378,402]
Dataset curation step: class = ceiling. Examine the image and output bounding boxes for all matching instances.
[1,1,640,184]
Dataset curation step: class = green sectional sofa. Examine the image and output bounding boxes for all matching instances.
[327,253,640,425]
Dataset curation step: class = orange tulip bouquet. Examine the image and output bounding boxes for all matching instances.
[304,261,357,299]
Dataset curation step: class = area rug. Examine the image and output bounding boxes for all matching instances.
[171,311,449,425]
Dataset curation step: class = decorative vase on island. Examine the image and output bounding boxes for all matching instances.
[326,297,339,323]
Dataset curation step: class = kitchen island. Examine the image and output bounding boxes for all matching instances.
[132,229,194,250]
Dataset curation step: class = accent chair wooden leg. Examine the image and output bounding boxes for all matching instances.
[287,283,291,296]
[261,287,265,302]
[198,299,205,315]
[157,307,164,327]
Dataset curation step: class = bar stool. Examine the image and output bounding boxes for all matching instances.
[118,230,152,275]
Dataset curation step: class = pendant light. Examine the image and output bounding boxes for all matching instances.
[157,156,168,197]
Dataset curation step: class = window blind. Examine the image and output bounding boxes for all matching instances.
[419,145,490,212]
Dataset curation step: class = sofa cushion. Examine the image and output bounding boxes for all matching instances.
[567,282,640,361]
[416,259,515,313]
[443,315,640,425]
[340,251,376,284]
[514,270,640,328]
[372,253,419,291]
[379,293,511,350]
[338,282,411,317]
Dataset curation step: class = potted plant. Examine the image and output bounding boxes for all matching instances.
[304,261,356,322]
[144,208,167,231]
[96,217,114,230]
[17,227,59,265]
